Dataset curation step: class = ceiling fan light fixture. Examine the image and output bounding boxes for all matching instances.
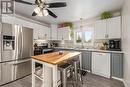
[37,11,43,16]
[34,7,41,14]
[32,12,37,16]
[15,0,67,18]
[34,7,43,16]
[43,9,48,16]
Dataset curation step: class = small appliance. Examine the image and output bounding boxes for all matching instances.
[108,39,121,51]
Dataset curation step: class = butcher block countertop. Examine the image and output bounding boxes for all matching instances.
[32,51,81,65]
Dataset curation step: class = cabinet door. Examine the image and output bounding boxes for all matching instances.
[82,51,92,71]
[51,24,58,40]
[57,29,63,40]
[58,27,70,40]
[94,20,107,39]
[33,28,39,40]
[63,27,70,40]
[45,27,51,40]
[34,27,50,40]
[92,52,110,78]
[2,23,13,36]
[111,53,123,78]
[107,17,121,39]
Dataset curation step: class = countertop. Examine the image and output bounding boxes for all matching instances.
[32,51,81,65]
[54,47,123,54]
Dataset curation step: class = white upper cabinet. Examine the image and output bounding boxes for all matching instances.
[33,28,39,40]
[94,20,107,39]
[33,26,51,40]
[57,29,63,40]
[50,24,58,40]
[107,17,121,39]
[94,16,121,39]
[58,27,70,40]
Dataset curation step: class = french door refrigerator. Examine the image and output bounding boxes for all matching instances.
[0,23,33,85]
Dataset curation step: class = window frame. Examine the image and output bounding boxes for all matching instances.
[74,26,94,46]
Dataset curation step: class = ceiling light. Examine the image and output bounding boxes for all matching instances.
[34,7,40,14]
[43,9,48,16]
[34,7,43,16]
[37,11,43,16]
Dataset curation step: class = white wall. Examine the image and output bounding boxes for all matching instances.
[122,0,130,87]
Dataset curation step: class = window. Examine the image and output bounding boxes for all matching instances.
[84,31,92,43]
[74,26,94,46]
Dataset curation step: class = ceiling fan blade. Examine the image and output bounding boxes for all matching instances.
[32,12,37,16]
[14,0,35,5]
[46,2,67,8]
[47,9,57,18]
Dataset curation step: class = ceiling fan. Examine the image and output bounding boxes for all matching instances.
[14,0,67,18]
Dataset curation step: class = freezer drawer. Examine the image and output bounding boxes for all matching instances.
[0,62,15,85]
[0,63,1,85]
[14,59,31,80]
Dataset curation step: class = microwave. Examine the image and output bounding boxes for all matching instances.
[108,39,121,51]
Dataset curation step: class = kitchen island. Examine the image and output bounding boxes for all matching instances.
[32,51,81,87]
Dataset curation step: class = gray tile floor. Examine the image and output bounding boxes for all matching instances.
[1,73,125,87]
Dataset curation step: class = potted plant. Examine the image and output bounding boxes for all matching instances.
[101,12,113,19]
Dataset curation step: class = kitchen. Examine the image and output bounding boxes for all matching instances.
[0,0,130,87]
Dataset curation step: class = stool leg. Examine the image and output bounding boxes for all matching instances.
[70,67,76,87]
[78,61,83,84]
[79,69,83,84]
[74,62,78,87]
[62,69,67,87]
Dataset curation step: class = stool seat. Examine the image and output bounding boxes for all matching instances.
[59,63,72,69]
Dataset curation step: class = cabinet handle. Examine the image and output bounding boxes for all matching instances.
[97,53,105,55]
[105,34,109,38]
[105,34,107,38]
[98,53,103,55]
[107,34,109,38]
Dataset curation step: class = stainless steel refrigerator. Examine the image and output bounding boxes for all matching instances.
[0,23,33,85]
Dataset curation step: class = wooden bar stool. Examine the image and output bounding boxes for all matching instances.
[58,63,74,87]
[72,60,83,85]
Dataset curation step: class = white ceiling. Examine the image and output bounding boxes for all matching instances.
[15,0,124,24]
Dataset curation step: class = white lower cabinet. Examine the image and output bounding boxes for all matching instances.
[92,52,110,78]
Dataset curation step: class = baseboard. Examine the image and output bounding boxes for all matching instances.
[112,77,129,87]
[111,77,123,81]
[122,79,129,87]
[82,69,91,72]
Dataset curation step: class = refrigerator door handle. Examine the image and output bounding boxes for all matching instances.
[20,27,22,58]
[15,25,19,60]
[21,27,24,58]
[13,59,31,65]
[17,25,22,59]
